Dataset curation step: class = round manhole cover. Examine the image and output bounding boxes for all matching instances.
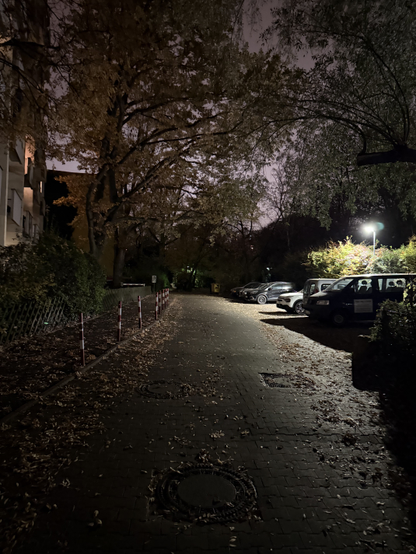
[137,380,192,399]
[177,474,236,508]
[156,463,257,522]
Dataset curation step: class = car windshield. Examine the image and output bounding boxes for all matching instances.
[257,283,271,290]
[244,282,261,288]
[326,277,354,291]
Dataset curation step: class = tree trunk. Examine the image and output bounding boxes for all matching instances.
[112,226,128,288]
[113,245,126,289]
[86,183,99,257]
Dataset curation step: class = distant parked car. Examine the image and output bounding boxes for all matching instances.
[276,290,305,314]
[230,281,263,298]
[243,281,295,304]
[303,278,336,306]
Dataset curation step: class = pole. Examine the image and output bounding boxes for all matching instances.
[117,300,122,342]
[138,295,142,329]
[373,231,376,256]
[79,313,85,366]
[155,292,159,320]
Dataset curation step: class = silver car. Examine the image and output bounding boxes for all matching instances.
[276,290,305,314]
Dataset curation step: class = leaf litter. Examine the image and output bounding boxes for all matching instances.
[0,295,177,553]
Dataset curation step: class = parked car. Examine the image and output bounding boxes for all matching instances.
[304,273,416,327]
[276,290,305,314]
[243,281,295,304]
[303,278,336,306]
[230,281,263,298]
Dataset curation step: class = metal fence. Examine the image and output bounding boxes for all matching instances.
[101,286,152,312]
[0,286,152,346]
[0,296,69,345]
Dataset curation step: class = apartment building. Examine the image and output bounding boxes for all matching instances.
[0,0,49,246]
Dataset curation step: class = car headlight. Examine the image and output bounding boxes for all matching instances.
[316,300,330,305]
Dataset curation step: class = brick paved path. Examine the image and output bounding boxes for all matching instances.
[15,294,416,553]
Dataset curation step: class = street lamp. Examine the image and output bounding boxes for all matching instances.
[363,224,376,255]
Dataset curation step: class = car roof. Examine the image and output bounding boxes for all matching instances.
[305,278,335,282]
[333,273,416,279]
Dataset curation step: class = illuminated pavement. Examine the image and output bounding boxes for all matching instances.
[17,294,415,553]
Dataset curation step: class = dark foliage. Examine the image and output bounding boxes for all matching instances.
[0,232,106,316]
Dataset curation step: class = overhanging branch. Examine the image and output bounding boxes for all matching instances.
[357,146,416,166]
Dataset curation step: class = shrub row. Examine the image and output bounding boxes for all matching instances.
[0,232,106,317]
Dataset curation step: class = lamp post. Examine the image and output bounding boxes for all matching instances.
[363,224,376,255]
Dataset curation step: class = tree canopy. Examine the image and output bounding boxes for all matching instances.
[265,0,416,165]
[46,0,297,284]
[254,0,416,235]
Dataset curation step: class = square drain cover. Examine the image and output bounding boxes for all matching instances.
[259,372,291,388]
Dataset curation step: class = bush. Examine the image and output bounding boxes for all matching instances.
[370,296,416,365]
[305,239,373,278]
[0,232,106,316]
[305,237,416,279]
[402,236,416,272]
[368,247,407,273]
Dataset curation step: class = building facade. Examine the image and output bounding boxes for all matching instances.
[0,0,49,246]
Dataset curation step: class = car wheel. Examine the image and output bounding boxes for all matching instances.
[331,310,347,327]
[293,300,304,315]
[257,294,267,305]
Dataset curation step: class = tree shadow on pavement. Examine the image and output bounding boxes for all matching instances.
[354,350,416,532]
[263,310,416,534]
[259,312,371,353]
[370,361,416,532]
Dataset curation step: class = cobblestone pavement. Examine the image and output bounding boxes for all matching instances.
[4,294,416,553]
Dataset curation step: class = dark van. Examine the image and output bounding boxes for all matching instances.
[304,273,416,327]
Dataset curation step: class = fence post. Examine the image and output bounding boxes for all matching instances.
[80,313,85,366]
[138,295,142,329]
[117,300,122,342]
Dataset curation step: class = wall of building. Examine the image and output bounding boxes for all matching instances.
[0,0,49,247]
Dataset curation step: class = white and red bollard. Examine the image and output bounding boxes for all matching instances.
[138,295,142,329]
[79,313,85,366]
[155,289,169,319]
[155,292,159,320]
[117,300,122,341]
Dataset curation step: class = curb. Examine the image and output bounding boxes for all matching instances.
[0,300,173,426]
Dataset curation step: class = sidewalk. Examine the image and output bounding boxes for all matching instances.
[1,294,416,553]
